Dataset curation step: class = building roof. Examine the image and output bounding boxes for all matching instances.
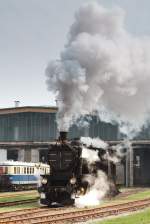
[0,106,58,115]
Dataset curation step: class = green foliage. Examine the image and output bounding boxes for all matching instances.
[0,192,38,203]
[0,202,39,213]
[94,208,150,224]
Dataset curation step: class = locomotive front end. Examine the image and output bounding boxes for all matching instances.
[39,132,83,206]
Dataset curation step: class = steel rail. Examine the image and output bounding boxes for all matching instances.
[0,192,38,199]
[0,198,38,208]
[1,198,150,224]
[0,206,72,221]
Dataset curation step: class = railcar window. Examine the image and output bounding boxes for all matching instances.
[0,167,3,174]
[17,167,20,174]
[14,167,17,174]
[5,167,8,174]
[27,167,29,174]
[30,167,32,174]
[24,167,27,174]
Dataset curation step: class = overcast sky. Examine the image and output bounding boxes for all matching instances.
[0,0,150,108]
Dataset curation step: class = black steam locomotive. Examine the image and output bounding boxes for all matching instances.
[39,132,117,206]
[39,132,88,206]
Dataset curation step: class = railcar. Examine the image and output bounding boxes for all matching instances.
[0,161,50,191]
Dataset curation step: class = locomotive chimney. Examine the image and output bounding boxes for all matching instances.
[59,131,67,142]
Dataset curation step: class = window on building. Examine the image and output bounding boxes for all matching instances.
[7,150,18,161]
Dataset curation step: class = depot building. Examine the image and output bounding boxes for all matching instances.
[1,105,150,187]
[0,105,118,162]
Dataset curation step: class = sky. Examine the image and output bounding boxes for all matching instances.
[0,0,150,108]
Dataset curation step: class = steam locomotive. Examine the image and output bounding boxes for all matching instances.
[39,132,117,206]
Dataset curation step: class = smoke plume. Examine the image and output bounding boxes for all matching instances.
[46,2,150,134]
[82,146,99,164]
[81,136,127,164]
[74,136,110,207]
[74,136,129,207]
[104,139,131,164]
[75,170,109,207]
[81,136,108,149]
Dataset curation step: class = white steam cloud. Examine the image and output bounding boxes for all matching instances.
[46,2,150,134]
[75,171,109,207]
[81,136,127,164]
[81,136,108,149]
[104,140,130,164]
[82,146,99,164]
[74,136,129,207]
[75,137,109,207]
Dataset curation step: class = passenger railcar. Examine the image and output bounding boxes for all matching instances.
[0,161,50,191]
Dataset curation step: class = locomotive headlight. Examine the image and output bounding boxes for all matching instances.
[70,177,76,185]
[41,178,47,184]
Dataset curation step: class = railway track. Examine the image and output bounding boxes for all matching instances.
[1,197,150,224]
[0,191,38,199]
[0,198,38,207]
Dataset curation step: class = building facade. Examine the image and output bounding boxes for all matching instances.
[0,107,57,142]
[1,106,150,186]
[114,141,150,187]
[0,106,118,163]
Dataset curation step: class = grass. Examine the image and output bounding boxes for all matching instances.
[0,202,40,213]
[91,189,150,224]
[93,207,150,224]
[0,190,39,203]
[0,190,40,213]
[101,189,150,207]
[124,190,150,201]
[0,195,38,203]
